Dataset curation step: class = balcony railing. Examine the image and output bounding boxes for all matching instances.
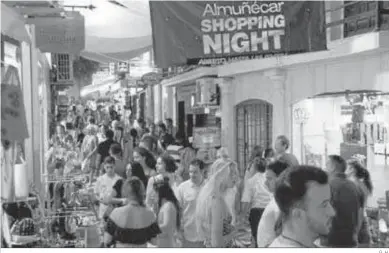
[326,1,389,42]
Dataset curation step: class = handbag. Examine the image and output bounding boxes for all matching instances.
[14,156,29,199]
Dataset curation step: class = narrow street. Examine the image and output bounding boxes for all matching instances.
[1,0,389,249]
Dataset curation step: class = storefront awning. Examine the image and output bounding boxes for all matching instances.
[80,78,119,97]
[1,3,31,43]
[80,36,152,63]
[64,0,152,63]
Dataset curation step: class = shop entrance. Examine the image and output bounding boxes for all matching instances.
[292,91,389,207]
[236,99,273,173]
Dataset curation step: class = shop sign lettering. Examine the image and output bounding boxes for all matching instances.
[201,2,285,56]
[28,11,85,54]
[149,1,326,68]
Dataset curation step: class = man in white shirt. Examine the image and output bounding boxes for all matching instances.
[256,160,289,247]
[176,159,206,247]
[94,156,122,220]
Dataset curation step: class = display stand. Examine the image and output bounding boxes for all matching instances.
[40,173,99,248]
[1,65,31,247]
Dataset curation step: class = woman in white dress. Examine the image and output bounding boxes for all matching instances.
[153,176,181,248]
[195,159,240,247]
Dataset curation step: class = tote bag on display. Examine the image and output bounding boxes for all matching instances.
[14,157,29,199]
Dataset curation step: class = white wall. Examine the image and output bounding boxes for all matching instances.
[226,73,286,161]
[225,51,389,161]
[286,52,389,105]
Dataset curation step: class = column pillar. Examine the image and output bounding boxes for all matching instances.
[263,69,289,144]
[21,41,33,186]
[29,25,42,195]
[159,83,163,122]
[219,77,235,160]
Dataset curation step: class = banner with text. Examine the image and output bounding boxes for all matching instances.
[27,11,85,54]
[150,1,326,67]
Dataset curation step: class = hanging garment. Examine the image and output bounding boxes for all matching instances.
[1,143,16,201]
[1,204,11,246]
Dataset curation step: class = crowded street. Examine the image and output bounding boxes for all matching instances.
[1,0,389,250]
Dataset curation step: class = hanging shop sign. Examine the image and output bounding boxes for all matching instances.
[150,1,326,67]
[109,62,117,76]
[27,11,85,54]
[193,127,221,149]
[1,66,29,141]
[117,61,130,73]
[141,72,162,86]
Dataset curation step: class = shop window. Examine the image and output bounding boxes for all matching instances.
[343,1,388,38]
[51,53,73,85]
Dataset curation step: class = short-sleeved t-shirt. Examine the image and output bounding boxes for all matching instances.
[256,198,280,247]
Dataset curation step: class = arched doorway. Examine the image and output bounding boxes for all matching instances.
[236,99,273,173]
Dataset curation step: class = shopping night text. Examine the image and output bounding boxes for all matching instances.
[201,2,285,55]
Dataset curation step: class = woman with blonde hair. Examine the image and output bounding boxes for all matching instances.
[195,159,240,247]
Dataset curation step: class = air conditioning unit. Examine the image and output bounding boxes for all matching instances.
[50,53,74,86]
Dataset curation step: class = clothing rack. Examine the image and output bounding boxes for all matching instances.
[44,179,88,184]
[45,212,96,219]
[42,174,88,184]
[1,197,37,204]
